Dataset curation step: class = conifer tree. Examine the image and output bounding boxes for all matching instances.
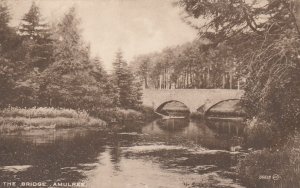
[41,7,111,109]
[112,50,142,109]
[0,0,17,106]
[18,2,53,71]
[0,0,10,50]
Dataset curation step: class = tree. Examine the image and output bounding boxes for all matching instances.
[10,2,54,107]
[133,56,151,89]
[178,0,300,131]
[112,50,142,109]
[131,39,239,89]
[21,2,52,69]
[0,1,20,107]
[18,2,53,71]
[0,57,15,107]
[40,7,112,110]
[0,0,10,50]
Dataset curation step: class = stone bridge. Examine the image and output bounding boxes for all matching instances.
[142,89,244,113]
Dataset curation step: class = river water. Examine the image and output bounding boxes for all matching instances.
[0,119,247,188]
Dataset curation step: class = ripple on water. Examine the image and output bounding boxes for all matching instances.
[0,165,32,173]
[87,150,246,188]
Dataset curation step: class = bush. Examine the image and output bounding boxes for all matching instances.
[237,149,287,188]
[190,112,204,119]
[238,149,300,188]
[244,118,278,148]
[238,132,300,188]
[135,105,159,121]
[91,106,158,125]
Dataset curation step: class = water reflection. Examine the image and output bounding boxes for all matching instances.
[206,118,245,136]
[0,128,107,185]
[0,119,246,188]
[156,118,189,132]
[142,119,245,150]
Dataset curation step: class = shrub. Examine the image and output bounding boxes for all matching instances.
[0,117,105,129]
[238,133,300,188]
[244,118,278,148]
[94,108,142,123]
[91,106,158,125]
[190,112,204,119]
[238,149,300,188]
[136,106,159,121]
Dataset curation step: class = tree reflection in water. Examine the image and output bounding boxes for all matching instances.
[0,129,107,184]
[0,118,247,188]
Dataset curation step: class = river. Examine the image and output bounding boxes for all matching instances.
[0,118,247,188]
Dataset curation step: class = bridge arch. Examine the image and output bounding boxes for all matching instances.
[156,100,190,115]
[142,89,244,114]
[204,99,244,117]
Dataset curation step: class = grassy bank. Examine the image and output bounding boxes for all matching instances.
[0,107,106,132]
[237,136,300,188]
[90,106,159,130]
[236,118,300,187]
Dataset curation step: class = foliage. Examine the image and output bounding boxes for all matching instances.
[90,108,141,124]
[0,1,21,107]
[112,50,142,109]
[237,134,300,188]
[0,0,10,49]
[0,107,89,119]
[244,117,280,148]
[177,0,300,133]
[0,2,142,119]
[18,1,53,70]
[39,7,113,110]
[131,40,240,89]
[0,107,106,132]
[0,58,15,106]
[90,106,157,126]
[0,116,105,131]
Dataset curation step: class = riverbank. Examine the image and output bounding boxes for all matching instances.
[0,107,106,132]
[0,106,159,133]
[90,106,159,131]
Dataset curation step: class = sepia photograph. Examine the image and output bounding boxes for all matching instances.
[0,0,300,187]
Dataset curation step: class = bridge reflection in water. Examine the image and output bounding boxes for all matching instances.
[156,118,189,132]
[143,118,245,150]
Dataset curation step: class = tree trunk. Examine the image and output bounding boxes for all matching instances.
[159,75,162,89]
[144,76,148,89]
[222,74,226,89]
[229,72,233,89]
[295,1,300,34]
[207,68,210,88]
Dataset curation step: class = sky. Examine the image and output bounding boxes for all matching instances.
[7,0,197,71]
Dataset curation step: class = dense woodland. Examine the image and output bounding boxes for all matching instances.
[176,0,300,133]
[132,0,300,136]
[0,2,142,112]
[131,40,242,89]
